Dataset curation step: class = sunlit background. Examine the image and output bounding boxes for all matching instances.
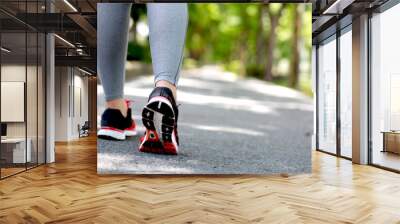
[97,3,313,174]
[126,3,312,95]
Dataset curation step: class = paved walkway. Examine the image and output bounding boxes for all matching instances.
[97,66,313,174]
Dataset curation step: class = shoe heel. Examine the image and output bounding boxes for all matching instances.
[140,101,178,155]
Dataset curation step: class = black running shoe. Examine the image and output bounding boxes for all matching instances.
[139,87,179,155]
[98,100,137,140]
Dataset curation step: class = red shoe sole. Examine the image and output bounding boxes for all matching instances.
[139,130,177,155]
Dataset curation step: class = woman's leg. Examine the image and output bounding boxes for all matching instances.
[139,4,188,154]
[147,3,188,100]
[97,3,132,116]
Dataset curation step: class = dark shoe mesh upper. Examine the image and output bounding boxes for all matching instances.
[101,108,133,130]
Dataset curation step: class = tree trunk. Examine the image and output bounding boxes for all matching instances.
[289,5,301,88]
[264,16,277,81]
[132,22,137,42]
[238,7,250,65]
[264,5,285,82]
[256,6,265,66]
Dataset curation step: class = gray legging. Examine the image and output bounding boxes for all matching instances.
[98,3,188,101]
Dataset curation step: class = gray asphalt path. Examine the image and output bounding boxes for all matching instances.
[97,66,313,174]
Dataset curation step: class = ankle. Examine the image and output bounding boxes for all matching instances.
[106,98,128,117]
[155,80,177,100]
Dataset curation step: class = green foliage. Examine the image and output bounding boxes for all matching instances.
[245,63,265,79]
[127,42,151,62]
[128,3,312,93]
[130,4,146,22]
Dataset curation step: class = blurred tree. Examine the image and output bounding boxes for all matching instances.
[289,4,301,88]
[126,4,312,94]
[264,4,286,81]
[256,5,266,67]
[127,5,150,62]
[130,4,146,42]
